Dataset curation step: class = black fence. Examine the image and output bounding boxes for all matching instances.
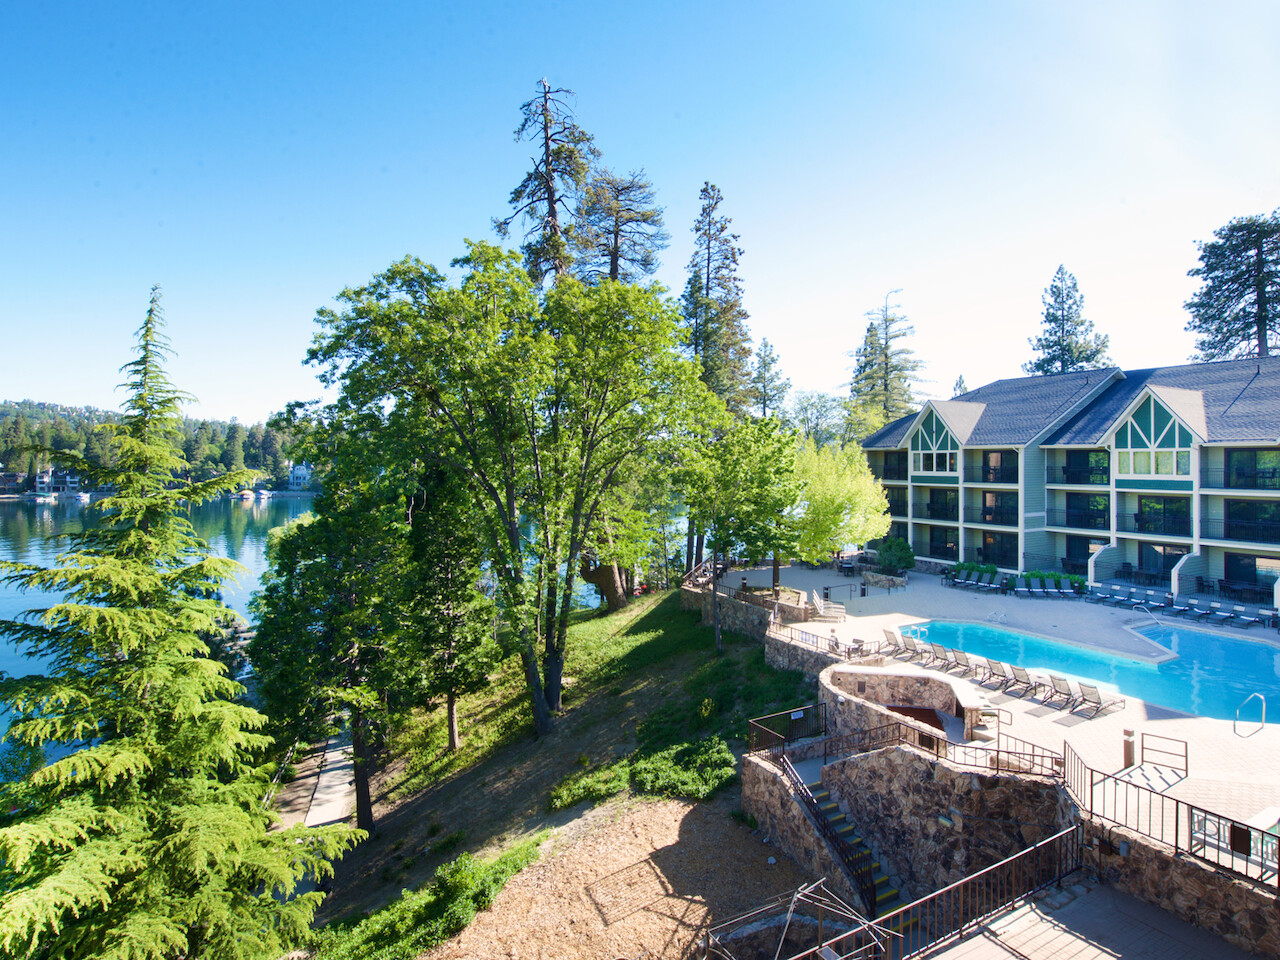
[746,702,827,753]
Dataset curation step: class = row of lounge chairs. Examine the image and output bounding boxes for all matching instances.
[1012,576,1078,600]
[1084,588,1272,627]
[948,569,1001,591]
[881,628,1126,718]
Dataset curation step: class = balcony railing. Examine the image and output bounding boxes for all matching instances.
[873,464,909,482]
[1045,508,1111,530]
[916,540,958,561]
[886,498,908,518]
[965,466,1019,484]
[970,508,1019,526]
[1046,465,1110,485]
[1201,468,1280,491]
[913,502,958,521]
[1200,518,1280,545]
[1116,513,1191,537]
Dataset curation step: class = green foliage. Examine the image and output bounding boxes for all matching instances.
[1184,210,1280,360]
[793,436,890,561]
[849,291,921,422]
[630,737,736,800]
[547,761,632,811]
[876,536,916,575]
[574,168,668,283]
[0,288,359,960]
[1023,264,1110,375]
[310,835,545,960]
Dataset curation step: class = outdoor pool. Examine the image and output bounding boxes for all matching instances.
[907,620,1280,723]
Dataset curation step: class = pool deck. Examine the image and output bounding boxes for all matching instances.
[725,564,1280,824]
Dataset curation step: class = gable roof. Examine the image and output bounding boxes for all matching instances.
[1043,356,1280,445]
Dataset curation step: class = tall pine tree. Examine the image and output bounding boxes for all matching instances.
[573,168,668,283]
[1023,265,1110,375]
[848,291,921,424]
[1184,210,1280,359]
[0,288,358,960]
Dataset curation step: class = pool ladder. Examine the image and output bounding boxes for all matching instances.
[1235,692,1266,738]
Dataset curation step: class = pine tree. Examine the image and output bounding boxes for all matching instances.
[747,338,790,417]
[573,168,668,283]
[1023,265,1110,375]
[848,292,921,421]
[1184,210,1280,359]
[0,288,358,960]
[952,374,968,397]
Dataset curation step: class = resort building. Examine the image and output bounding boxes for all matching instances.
[862,356,1280,604]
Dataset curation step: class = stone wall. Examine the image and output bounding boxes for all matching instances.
[822,746,1073,902]
[741,754,866,914]
[1079,820,1280,957]
[863,571,909,590]
[821,666,990,740]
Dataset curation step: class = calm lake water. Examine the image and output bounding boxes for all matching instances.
[0,495,314,681]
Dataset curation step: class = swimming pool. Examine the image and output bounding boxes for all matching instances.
[907,620,1280,723]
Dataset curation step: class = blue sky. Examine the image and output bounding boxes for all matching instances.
[2,1,1277,424]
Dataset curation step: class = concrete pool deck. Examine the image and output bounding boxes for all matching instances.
[725,563,1280,824]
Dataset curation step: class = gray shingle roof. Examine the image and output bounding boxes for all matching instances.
[1043,356,1280,445]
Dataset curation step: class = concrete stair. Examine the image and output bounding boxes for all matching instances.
[807,781,916,927]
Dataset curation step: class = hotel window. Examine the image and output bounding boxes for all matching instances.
[1114,396,1192,477]
[910,410,959,474]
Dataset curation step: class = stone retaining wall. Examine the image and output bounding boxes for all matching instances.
[1080,820,1280,957]
[863,571,909,590]
[822,747,1073,902]
[741,754,865,914]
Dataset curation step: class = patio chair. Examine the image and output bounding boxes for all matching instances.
[1257,607,1278,628]
[1073,682,1126,718]
[1083,586,1108,603]
[1144,591,1170,610]
[1014,577,1033,599]
[1168,597,1192,617]
[1233,606,1261,628]
[927,641,952,666]
[880,627,907,655]
[900,634,927,661]
[978,571,1002,592]
[980,659,1014,690]
[1100,588,1130,606]
[1005,665,1046,699]
[1208,602,1234,624]
[1189,602,1215,620]
[1028,578,1048,599]
[1049,577,1075,600]
[946,649,982,678]
[1043,674,1076,708]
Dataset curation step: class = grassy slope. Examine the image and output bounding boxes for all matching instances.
[318,589,813,925]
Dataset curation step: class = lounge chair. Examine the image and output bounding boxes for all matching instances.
[1169,597,1192,617]
[1189,602,1215,620]
[947,649,981,678]
[1100,588,1128,606]
[1050,577,1076,600]
[1083,586,1108,603]
[1208,601,1234,624]
[927,641,952,666]
[1043,674,1076,708]
[1006,665,1045,699]
[881,627,906,654]
[1235,606,1262,628]
[980,659,1014,690]
[1014,577,1033,599]
[1073,682,1126,717]
[978,572,1002,592]
[900,634,928,661]
[1028,578,1047,599]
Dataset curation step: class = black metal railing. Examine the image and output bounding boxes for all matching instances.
[1044,508,1111,530]
[809,825,1083,960]
[874,464,909,482]
[915,540,959,561]
[1116,513,1191,537]
[887,497,908,517]
[1063,743,1279,890]
[970,508,1019,526]
[965,466,1019,484]
[1046,465,1110,485]
[1201,467,1280,490]
[746,703,828,754]
[913,501,958,521]
[1200,518,1280,545]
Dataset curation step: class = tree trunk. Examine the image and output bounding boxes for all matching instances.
[685,518,696,575]
[543,645,564,714]
[351,711,375,834]
[581,556,629,612]
[712,546,723,654]
[447,692,459,752]
[773,552,782,598]
[520,643,554,736]
[696,530,706,567]
[1256,242,1270,357]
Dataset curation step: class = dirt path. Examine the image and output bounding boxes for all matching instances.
[424,791,812,960]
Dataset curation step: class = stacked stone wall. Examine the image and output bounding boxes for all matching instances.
[1079,820,1280,957]
[863,571,909,590]
[821,747,1072,901]
[740,755,865,914]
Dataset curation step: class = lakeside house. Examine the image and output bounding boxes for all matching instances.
[34,469,81,495]
[862,356,1280,604]
[287,461,313,491]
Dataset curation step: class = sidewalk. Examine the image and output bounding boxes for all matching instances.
[305,731,356,827]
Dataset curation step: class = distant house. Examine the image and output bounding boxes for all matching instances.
[288,462,313,491]
[34,469,80,495]
[0,472,25,494]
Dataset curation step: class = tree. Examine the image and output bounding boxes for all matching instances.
[849,292,921,421]
[686,182,753,417]
[793,438,891,561]
[494,79,599,283]
[573,168,668,283]
[0,288,358,960]
[952,374,968,397]
[1023,265,1110,375]
[1185,211,1280,359]
[786,391,845,448]
[747,338,790,418]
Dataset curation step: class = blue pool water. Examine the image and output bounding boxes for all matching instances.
[907,620,1280,723]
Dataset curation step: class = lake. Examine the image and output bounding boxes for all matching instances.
[0,495,315,681]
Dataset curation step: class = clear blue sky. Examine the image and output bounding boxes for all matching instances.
[3,1,1277,424]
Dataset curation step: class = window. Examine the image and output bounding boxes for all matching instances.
[1114,395,1192,477]
[910,410,958,474]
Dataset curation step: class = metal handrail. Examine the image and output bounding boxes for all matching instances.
[1236,692,1266,738]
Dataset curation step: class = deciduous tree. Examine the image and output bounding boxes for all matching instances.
[793,438,890,561]
[1023,265,1110,375]
[0,288,357,960]
[1185,211,1280,359]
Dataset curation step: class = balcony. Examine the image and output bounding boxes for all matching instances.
[1045,509,1111,531]
[886,498,908,518]
[966,466,1019,484]
[1200,468,1280,491]
[1116,513,1191,537]
[916,540,958,562]
[913,501,958,522]
[1046,465,1110,485]
[971,508,1019,527]
[874,464,909,482]
[1200,518,1280,545]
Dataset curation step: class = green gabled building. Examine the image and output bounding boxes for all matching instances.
[862,356,1280,604]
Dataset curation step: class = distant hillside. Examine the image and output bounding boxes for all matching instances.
[0,399,299,484]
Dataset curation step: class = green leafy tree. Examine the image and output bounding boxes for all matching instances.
[0,288,358,960]
[793,437,890,561]
[747,338,790,418]
[573,168,668,283]
[849,291,921,422]
[495,79,599,283]
[786,391,845,448]
[1185,210,1280,359]
[1023,265,1110,375]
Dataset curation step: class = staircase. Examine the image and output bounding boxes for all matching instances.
[806,779,915,929]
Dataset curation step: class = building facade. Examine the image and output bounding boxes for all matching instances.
[862,357,1280,604]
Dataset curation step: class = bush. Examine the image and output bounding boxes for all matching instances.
[630,737,736,801]
[547,761,631,811]
[876,536,916,575]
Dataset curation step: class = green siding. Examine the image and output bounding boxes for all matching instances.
[1115,478,1194,492]
[912,475,958,485]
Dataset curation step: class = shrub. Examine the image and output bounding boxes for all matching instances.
[630,737,736,801]
[547,761,631,811]
[876,536,916,575]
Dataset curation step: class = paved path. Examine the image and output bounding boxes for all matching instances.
[304,731,356,828]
